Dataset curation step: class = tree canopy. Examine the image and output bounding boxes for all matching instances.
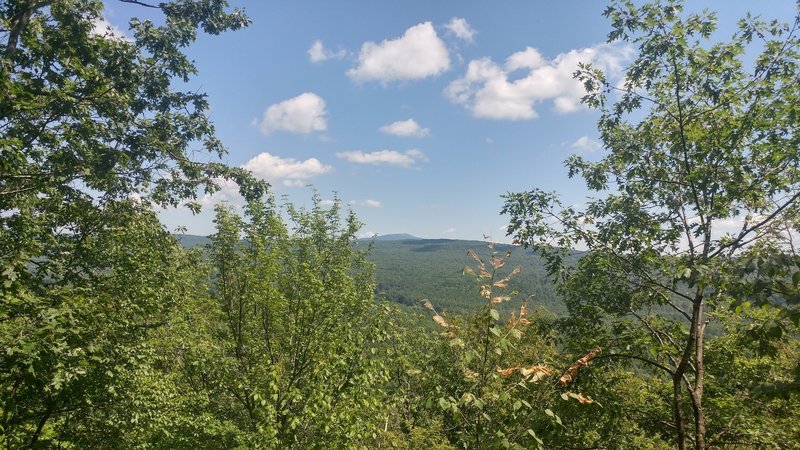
[504,1,800,448]
[1,1,263,446]
[1,0,799,448]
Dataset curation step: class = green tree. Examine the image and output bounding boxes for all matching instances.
[503,1,800,449]
[417,243,587,449]
[0,1,261,446]
[186,196,391,447]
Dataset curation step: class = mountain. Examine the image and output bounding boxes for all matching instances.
[371,233,422,241]
[356,238,564,316]
[175,234,211,248]
[174,234,565,316]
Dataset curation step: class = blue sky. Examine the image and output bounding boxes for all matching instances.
[102,1,796,240]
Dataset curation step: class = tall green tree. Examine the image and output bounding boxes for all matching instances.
[503,1,800,449]
[185,197,391,447]
[0,1,262,446]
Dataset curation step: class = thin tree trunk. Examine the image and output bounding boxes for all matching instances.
[693,300,706,450]
[672,378,687,450]
[673,288,704,450]
[28,402,54,448]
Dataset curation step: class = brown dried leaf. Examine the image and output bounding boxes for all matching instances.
[496,366,518,377]
[466,249,485,271]
[493,279,509,289]
[507,312,517,329]
[560,347,601,386]
[519,304,528,319]
[432,315,449,328]
[479,286,492,299]
[490,257,505,269]
[521,365,552,382]
[491,295,511,304]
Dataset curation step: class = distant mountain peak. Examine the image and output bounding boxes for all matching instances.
[371,233,422,241]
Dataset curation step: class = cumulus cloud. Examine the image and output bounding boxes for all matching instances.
[445,43,633,120]
[443,228,457,235]
[192,152,333,206]
[197,178,241,207]
[308,39,347,63]
[90,16,128,41]
[359,230,378,239]
[336,149,428,168]
[242,152,332,187]
[570,136,602,152]
[379,119,430,137]
[255,92,327,134]
[348,22,450,83]
[444,18,476,42]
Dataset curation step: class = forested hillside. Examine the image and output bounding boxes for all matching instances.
[179,234,567,315]
[364,239,565,315]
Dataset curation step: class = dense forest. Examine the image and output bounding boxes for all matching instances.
[2,1,799,449]
[180,234,567,316]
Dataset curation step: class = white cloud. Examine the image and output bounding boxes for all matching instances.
[404,149,429,162]
[255,92,327,134]
[349,199,383,208]
[197,178,241,207]
[445,42,633,120]
[359,230,378,239]
[348,22,450,83]
[444,18,476,43]
[570,136,602,152]
[308,39,347,63]
[505,47,546,71]
[379,119,430,137]
[90,16,128,41]
[243,152,333,187]
[336,149,428,168]
[191,152,333,206]
[443,228,457,235]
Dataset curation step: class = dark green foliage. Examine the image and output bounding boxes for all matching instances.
[177,235,567,316]
[363,239,563,316]
[2,0,799,448]
[504,1,800,448]
[0,202,196,446]
[0,1,263,446]
[162,197,393,447]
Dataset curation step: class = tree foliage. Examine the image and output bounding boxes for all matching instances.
[3,0,799,448]
[0,1,263,446]
[414,243,600,449]
[503,1,800,448]
[200,197,389,447]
